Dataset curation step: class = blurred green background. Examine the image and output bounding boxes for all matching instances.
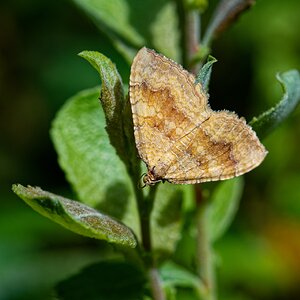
[1,0,299,299]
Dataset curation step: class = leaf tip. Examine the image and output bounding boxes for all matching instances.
[11,183,18,192]
[77,50,86,57]
[195,55,218,89]
[78,50,94,60]
[207,55,218,63]
[12,183,25,195]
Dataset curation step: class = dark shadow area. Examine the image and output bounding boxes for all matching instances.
[98,181,130,220]
[156,188,183,227]
[56,260,146,300]
[127,0,171,48]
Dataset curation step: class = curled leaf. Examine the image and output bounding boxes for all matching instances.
[78,51,127,164]
[78,52,141,184]
[12,184,137,248]
[250,70,300,139]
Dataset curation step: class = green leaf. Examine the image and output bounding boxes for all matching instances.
[148,2,181,62]
[250,70,300,139]
[195,55,218,91]
[50,87,139,235]
[72,0,181,62]
[151,184,186,254]
[208,177,244,242]
[79,51,140,182]
[160,261,199,288]
[56,260,146,300]
[73,0,144,46]
[12,184,137,248]
[159,261,204,297]
[78,51,128,165]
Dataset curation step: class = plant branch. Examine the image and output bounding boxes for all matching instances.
[182,4,216,299]
[141,186,165,300]
[196,199,216,300]
[185,9,201,74]
[141,185,158,254]
[133,181,163,299]
[149,267,166,300]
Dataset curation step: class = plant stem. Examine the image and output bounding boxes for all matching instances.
[134,182,164,300]
[185,9,201,74]
[183,7,216,298]
[143,186,165,300]
[196,200,216,300]
[141,185,158,253]
[149,267,166,300]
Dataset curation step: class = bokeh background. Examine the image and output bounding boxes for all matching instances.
[1,0,300,299]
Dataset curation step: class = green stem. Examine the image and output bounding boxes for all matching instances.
[181,6,216,300]
[183,5,217,299]
[196,200,216,300]
[133,180,164,300]
[149,267,166,300]
[141,185,158,253]
[185,9,201,74]
[142,186,165,300]
[201,17,214,48]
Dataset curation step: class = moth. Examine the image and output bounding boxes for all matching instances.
[129,47,267,187]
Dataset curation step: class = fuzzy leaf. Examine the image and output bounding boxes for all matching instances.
[79,51,140,182]
[250,70,300,139]
[78,51,128,164]
[56,260,145,300]
[208,177,244,242]
[195,55,218,91]
[50,87,139,235]
[12,184,137,248]
[72,0,181,62]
